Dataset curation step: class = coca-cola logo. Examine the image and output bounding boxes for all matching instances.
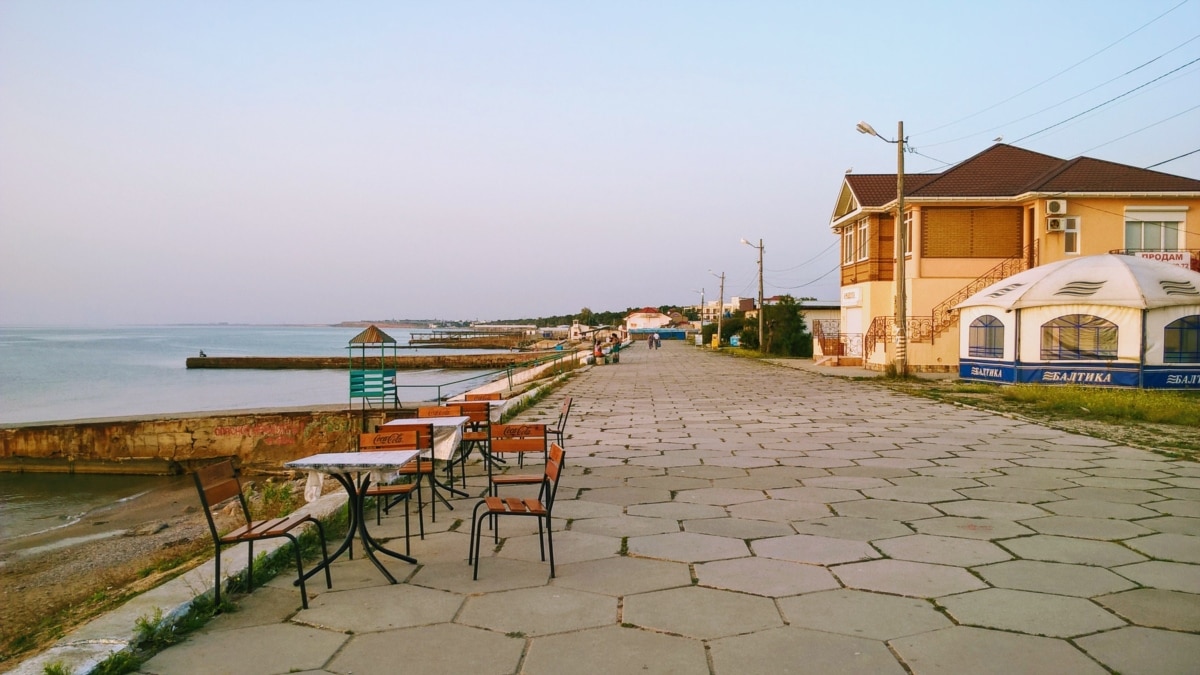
[370,432,411,446]
[500,424,542,438]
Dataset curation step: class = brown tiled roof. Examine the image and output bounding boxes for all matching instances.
[1030,156,1200,192]
[837,144,1200,214]
[349,325,397,344]
[909,145,1064,197]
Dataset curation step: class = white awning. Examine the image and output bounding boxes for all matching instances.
[955,254,1200,311]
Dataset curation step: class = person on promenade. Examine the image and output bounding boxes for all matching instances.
[652,333,660,349]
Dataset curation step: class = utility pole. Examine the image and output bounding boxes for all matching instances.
[895,121,907,377]
[710,270,725,348]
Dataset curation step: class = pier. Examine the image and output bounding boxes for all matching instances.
[185,352,557,370]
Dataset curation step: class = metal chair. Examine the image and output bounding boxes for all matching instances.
[193,460,331,609]
[469,444,565,579]
[359,430,425,554]
[486,423,548,498]
[548,396,573,448]
[449,400,493,487]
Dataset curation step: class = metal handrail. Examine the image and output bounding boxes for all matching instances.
[393,349,582,403]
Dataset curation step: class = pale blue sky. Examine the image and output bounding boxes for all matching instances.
[2,1,1198,325]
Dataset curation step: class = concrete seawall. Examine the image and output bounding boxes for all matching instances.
[0,407,400,475]
[185,350,568,370]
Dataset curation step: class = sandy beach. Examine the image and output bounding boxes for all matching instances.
[0,479,211,661]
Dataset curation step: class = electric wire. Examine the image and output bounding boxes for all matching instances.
[914,0,1193,138]
[1076,102,1200,155]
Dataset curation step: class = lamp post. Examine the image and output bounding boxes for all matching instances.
[740,238,764,349]
[856,120,907,376]
[709,270,725,348]
[690,287,705,326]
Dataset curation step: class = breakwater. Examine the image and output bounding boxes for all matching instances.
[186,351,562,370]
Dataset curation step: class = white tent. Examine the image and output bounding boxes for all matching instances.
[956,254,1200,388]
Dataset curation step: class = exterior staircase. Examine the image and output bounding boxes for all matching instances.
[929,241,1038,339]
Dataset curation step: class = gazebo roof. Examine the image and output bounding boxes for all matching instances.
[956,254,1200,311]
[348,325,397,345]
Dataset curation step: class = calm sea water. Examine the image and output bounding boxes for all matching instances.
[0,325,499,542]
[0,325,497,424]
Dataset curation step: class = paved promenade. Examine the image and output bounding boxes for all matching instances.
[126,342,1198,673]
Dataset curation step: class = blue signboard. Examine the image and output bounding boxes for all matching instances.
[959,359,1015,383]
[960,360,1200,389]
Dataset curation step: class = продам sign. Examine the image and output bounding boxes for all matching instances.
[1135,251,1192,269]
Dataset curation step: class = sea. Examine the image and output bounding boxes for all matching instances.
[0,324,500,541]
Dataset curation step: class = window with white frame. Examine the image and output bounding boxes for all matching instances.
[903,210,913,255]
[1064,217,1080,255]
[842,227,855,265]
[856,219,869,261]
[1125,210,1184,251]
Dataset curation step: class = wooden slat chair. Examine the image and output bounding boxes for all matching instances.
[548,396,574,448]
[193,460,331,610]
[486,423,549,499]
[449,400,493,488]
[469,443,565,579]
[359,430,425,555]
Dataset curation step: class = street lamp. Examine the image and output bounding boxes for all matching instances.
[740,238,764,349]
[690,287,705,325]
[708,270,725,347]
[857,120,907,376]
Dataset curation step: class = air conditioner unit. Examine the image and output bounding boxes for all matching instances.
[1047,217,1066,232]
[1046,199,1068,215]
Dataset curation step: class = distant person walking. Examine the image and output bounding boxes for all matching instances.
[652,332,660,350]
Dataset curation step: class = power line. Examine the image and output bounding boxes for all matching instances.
[1010,56,1200,144]
[770,264,840,290]
[1076,102,1200,155]
[1146,146,1200,168]
[914,0,1193,138]
[765,240,838,273]
[919,32,1200,149]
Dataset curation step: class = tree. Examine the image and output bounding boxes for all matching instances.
[578,307,594,325]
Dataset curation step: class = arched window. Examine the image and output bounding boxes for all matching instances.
[968,315,1004,358]
[1164,315,1200,363]
[1041,314,1117,360]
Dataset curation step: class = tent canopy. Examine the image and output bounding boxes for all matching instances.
[956,254,1200,311]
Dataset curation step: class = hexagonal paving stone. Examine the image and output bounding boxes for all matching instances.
[1055,486,1164,504]
[833,559,987,598]
[695,557,839,597]
[832,499,943,521]
[913,516,1033,540]
[296,584,463,633]
[623,586,783,639]
[458,586,615,636]
[1113,560,1200,593]
[568,515,679,538]
[728,498,831,521]
[955,486,1064,504]
[1038,499,1158,519]
[140,623,348,675]
[1125,532,1200,563]
[875,534,1012,567]
[1076,626,1200,675]
[1138,515,1200,536]
[683,516,795,539]
[329,624,524,675]
[934,499,1048,520]
[752,534,880,565]
[709,626,905,675]
[552,556,691,597]
[939,588,1126,637]
[1020,515,1152,540]
[626,501,727,520]
[777,589,951,639]
[1096,588,1200,631]
[975,560,1135,597]
[791,516,913,541]
[892,626,1109,675]
[767,485,865,503]
[861,486,964,503]
[497,529,619,566]
[802,475,894,490]
[998,534,1146,567]
[521,625,708,675]
[628,531,750,562]
[674,486,766,506]
[578,486,672,506]
[552,499,624,520]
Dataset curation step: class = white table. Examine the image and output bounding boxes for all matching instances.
[381,416,469,460]
[287,450,420,583]
[381,415,471,499]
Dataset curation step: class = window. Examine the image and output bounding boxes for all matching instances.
[968,315,1004,358]
[903,210,913,255]
[1164,315,1200,363]
[842,227,855,265]
[1041,314,1117,360]
[1064,217,1080,255]
[1125,210,1184,251]
[856,219,869,261]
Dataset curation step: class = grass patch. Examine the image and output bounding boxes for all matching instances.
[999,385,1200,426]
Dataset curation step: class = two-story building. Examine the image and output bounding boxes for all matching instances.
[825,143,1200,371]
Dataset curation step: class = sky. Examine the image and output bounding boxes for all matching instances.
[2,1,1199,326]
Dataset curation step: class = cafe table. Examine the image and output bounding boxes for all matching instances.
[287,449,420,584]
[381,415,471,499]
